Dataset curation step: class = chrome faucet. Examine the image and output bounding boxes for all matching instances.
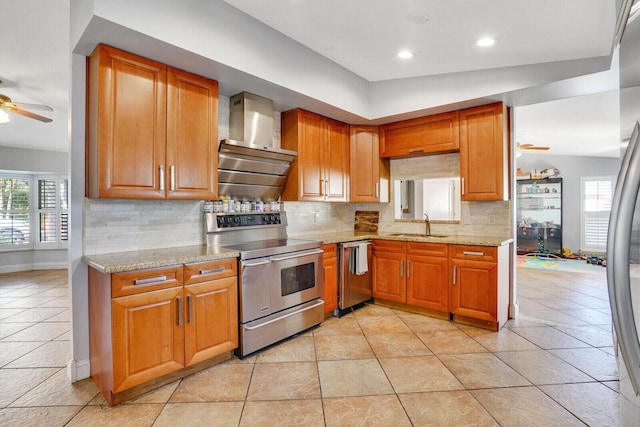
[424,213,431,236]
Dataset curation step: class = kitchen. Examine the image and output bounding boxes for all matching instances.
[0,0,635,424]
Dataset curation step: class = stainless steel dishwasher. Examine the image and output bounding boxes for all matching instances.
[335,240,373,317]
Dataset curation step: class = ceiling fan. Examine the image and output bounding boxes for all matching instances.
[0,80,53,124]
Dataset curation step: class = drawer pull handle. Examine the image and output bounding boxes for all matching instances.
[463,251,484,257]
[177,297,183,326]
[400,260,404,277]
[408,148,424,153]
[453,265,457,285]
[200,267,225,275]
[170,165,175,192]
[188,295,193,323]
[134,275,167,285]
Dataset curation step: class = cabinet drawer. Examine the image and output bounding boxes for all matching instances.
[112,265,183,297]
[322,244,337,259]
[184,258,237,285]
[407,242,448,257]
[450,245,497,262]
[373,239,406,253]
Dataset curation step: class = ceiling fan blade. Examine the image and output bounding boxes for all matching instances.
[525,146,550,150]
[7,102,53,112]
[6,107,52,123]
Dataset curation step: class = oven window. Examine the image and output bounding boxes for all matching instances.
[281,262,315,296]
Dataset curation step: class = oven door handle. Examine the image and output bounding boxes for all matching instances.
[242,259,271,268]
[243,299,324,330]
[271,249,324,262]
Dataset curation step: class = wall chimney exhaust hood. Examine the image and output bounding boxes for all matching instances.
[218,92,296,201]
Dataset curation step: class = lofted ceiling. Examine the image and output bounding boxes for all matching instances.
[0,0,635,158]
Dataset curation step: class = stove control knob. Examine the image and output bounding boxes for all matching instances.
[262,214,270,224]
[233,216,240,225]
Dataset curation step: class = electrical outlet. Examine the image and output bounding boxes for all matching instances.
[463,214,471,225]
[314,212,320,223]
[488,215,495,225]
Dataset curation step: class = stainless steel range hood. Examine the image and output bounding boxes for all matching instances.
[218,92,296,201]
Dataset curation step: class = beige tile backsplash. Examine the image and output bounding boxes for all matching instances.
[83,97,511,255]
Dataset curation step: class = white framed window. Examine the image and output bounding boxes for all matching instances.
[0,173,68,251]
[0,175,32,249]
[581,175,615,253]
[35,175,68,250]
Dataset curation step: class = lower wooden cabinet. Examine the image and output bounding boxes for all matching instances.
[372,240,448,311]
[322,244,338,315]
[372,240,508,330]
[406,243,449,313]
[449,245,509,330]
[89,259,238,406]
[372,240,406,302]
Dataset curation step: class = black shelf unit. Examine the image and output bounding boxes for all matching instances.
[516,178,563,256]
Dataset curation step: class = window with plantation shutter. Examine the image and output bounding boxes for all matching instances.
[0,173,68,251]
[581,176,615,253]
[36,176,68,249]
[0,176,31,248]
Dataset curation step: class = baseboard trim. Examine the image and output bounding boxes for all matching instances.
[0,262,68,274]
[67,357,91,382]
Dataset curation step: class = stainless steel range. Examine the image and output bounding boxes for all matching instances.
[205,211,324,357]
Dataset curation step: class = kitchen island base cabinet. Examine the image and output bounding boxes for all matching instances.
[89,259,237,406]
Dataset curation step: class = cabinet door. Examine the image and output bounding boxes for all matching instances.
[459,102,508,201]
[372,250,406,303]
[406,254,449,312]
[324,118,350,202]
[88,44,167,199]
[298,110,325,200]
[322,244,338,314]
[111,286,184,393]
[166,67,218,200]
[184,277,238,366]
[450,259,498,322]
[350,126,390,202]
[379,111,459,158]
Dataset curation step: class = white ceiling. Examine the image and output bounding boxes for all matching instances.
[0,0,634,158]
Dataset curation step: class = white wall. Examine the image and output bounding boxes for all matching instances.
[516,153,620,253]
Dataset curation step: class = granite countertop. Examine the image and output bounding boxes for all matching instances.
[83,233,513,274]
[292,231,513,247]
[82,245,239,274]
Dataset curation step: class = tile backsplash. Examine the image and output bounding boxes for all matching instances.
[83,95,512,255]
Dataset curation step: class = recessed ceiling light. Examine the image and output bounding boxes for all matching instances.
[397,50,414,59]
[476,37,496,47]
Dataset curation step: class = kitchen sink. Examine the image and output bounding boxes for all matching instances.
[388,233,449,238]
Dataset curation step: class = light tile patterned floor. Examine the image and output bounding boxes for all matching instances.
[0,265,618,426]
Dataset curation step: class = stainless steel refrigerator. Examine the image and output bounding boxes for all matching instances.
[608,121,640,425]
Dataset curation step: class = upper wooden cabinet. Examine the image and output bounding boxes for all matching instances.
[87,44,218,200]
[281,109,349,202]
[349,126,390,203]
[459,102,509,201]
[379,111,459,158]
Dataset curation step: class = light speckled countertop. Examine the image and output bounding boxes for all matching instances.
[83,233,513,274]
[291,231,513,247]
[82,245,239,274]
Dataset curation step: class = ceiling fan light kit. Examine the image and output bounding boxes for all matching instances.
[0,108,9,124]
